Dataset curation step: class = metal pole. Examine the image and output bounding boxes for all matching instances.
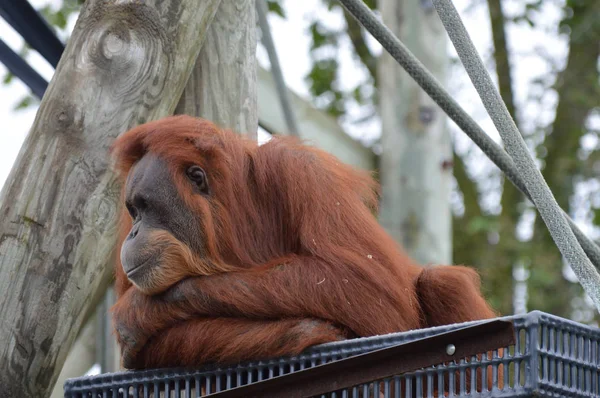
[255,0,300,136]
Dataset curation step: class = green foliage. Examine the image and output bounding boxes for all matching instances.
[303,1,378,122]
[39,6,68,30]
[364,0,377,10]
[466,216,499,235]
[3,72,14,85]
[304,19,348,117]
[593,208,600,226]
[14,96,35,111]
[267,0,286,18]
[560,0,600,42]
[507,0,542,27]
[308,21,339,50]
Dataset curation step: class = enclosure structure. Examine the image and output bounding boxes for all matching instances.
[4,0,600,396]
[64,311,600,397]
[61,0,600,394]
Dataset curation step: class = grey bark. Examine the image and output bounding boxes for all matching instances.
[175,1,258,138]
[0,1,221,396]
[378,0,453,265]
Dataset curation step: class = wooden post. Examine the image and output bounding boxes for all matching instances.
[0,1,222,396]
[175,1,258,137]
[377,0,452,265]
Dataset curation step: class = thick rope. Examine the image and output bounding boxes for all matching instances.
[431,0,600,309]
[337,0,600,303]
[256,0,300,136]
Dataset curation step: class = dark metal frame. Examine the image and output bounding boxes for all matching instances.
[206,320,514,398]
[0,0,64,97]
[0,38,47,98]
[0,0,64,67]
[65,311,600,397]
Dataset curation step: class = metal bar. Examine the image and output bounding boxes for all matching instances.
[0,38,47,98]
[205,319,515,398]
[255,0,300,136]
[0,0,65,67]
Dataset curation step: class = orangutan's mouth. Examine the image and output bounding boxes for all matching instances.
[125,254,156,279]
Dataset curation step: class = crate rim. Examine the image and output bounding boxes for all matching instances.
[63,310,600,391]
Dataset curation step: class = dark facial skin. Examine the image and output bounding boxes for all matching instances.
[120,154,207,290]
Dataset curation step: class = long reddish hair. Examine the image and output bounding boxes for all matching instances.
[111,115,422,328]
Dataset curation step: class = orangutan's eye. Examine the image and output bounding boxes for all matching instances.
[186,165,210,195]
[125,202,139,222]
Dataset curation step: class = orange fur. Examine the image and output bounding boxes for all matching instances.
[130,230,237,295]
[110,116,503,393]
[137,317,348,368]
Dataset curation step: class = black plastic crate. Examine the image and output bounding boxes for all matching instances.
[64,311,600,397]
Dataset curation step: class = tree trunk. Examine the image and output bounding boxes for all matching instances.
[175,1,258,137]
[378,0,452,265]
[0,1,222,396]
